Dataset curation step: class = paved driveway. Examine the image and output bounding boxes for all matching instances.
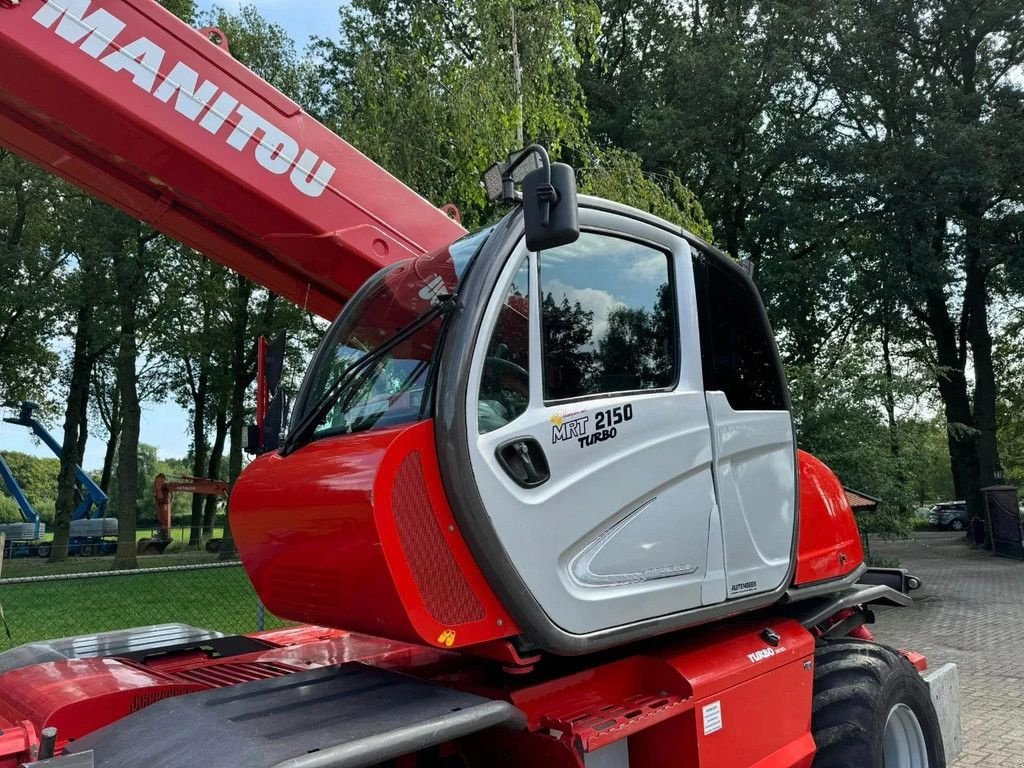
[869,531,1024,767]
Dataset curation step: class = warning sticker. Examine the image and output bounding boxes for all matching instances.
[702,701,723,735]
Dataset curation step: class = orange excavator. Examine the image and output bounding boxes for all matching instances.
[138,473,229,555]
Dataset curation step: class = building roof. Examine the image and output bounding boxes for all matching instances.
[844,488,881,512]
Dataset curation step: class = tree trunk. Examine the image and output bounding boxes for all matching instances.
[99,395,120,495]
[923,287,983,533]
[964,224,1001,490]
[220,276,252,560]
[202,403,227,538]
[113,326,141,568]
[188,365,208,547]
[50,317,92,563]
[880,317,899,460]
[111,230,146,570]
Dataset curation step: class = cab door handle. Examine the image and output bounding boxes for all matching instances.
[496,438,550,488]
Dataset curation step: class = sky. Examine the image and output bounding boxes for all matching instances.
[2,2,341,473]
[195,0,343,49]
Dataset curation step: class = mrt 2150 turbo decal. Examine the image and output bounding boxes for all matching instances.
[550,404,634,449]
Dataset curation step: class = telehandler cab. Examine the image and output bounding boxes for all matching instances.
[0,3,952,766]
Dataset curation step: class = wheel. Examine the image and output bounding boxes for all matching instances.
[811,638,944,768]
[79,543,95,557]
[950,519,965,532]
[36,543,52,558]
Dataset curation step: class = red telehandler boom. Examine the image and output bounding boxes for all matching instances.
[0,0,464,318]
[0,2,956,767]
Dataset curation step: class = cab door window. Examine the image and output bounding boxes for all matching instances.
[539,233,677,402]
[693,254,787,411]
[478,258,531,434]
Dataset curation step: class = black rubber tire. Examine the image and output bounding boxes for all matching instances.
[811,638,945,768]
[36,543,52,558]
[950,519,965,532]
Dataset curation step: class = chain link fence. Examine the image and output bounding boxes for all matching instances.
[0,541,290,648]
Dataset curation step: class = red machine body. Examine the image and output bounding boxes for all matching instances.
[793,450,865,587]
[0,0,465,319]
[232,420,520,651]
[0,620,825,768]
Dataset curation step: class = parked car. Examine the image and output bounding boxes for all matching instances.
[928,501,969,531]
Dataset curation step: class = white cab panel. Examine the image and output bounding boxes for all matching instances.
[705,391,795,598]
[466,229,724,636]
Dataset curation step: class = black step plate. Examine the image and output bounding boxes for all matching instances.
[64,662,521,768]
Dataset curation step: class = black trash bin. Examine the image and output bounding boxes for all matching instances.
[970,515,986,546]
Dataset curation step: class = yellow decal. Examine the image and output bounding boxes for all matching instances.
[550,414,564,427]
[437,629,457,647]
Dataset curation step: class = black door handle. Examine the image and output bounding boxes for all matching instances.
[496,437,550,488]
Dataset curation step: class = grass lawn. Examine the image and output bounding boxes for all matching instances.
[0,561,289,647]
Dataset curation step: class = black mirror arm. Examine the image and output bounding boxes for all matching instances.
[503,144,551,199]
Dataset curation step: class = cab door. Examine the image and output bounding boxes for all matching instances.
[464,216,726,637]
[693,253,797,599]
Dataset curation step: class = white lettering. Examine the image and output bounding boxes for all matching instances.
[198,91,239,134]
[100,36,165,92]
[36,1,335,198]
[290,150,337,197]
[33,0,125,58]
[153,62,218,121]
[226,106,298,175]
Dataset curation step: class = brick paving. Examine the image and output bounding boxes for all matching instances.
[869,531,1024,767]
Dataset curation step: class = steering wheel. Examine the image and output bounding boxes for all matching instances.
[483,356,529,414]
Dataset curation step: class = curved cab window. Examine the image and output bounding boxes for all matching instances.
[540,233,677,402]
[478,258,531,434]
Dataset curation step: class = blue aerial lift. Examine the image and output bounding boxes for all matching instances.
[1,401,117,558]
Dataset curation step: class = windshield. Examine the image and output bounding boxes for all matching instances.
[297,227,493,439]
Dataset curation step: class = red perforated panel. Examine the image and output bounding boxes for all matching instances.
[393,452,485,626]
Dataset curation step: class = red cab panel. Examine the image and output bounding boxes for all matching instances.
[793,450,864,586]
[230,420,518,649]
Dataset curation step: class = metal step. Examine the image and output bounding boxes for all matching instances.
[58,662,522,768]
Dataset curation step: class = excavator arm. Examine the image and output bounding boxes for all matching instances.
[152,473,229,539]
[0,0,466,318]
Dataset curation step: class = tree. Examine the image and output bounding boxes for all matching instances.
[582,1,829,263]
[311,0,599,228]
[579,148,712,239]
[815,0,1024,532]
[541,294,595,396]
[0,152,65,403]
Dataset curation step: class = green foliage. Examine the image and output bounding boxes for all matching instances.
[789,351,954,539]
[4,0,1022,560]
[0,451,59,524]
[0,154,67,403]
[310,0,600,227]
[996,319,1024,488]
[579,148,713,239]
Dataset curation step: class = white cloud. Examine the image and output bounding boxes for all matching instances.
[543,279,623,344]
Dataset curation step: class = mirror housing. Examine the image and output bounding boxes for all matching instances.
[523,162,580,252]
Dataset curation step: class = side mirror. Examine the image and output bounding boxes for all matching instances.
[523,162,579,252]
